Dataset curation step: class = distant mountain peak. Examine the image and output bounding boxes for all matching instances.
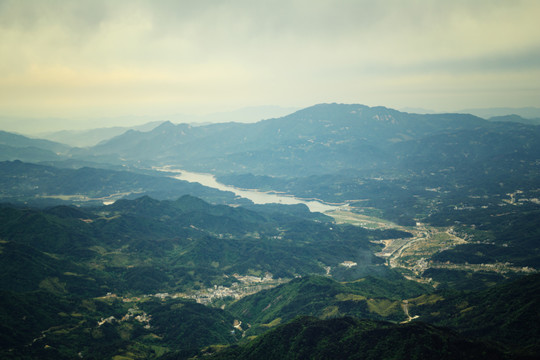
[155,121,177,130]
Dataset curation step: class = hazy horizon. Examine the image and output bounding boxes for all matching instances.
[0,104,302,135]
[1,0,540,133]
[4,103,540,137]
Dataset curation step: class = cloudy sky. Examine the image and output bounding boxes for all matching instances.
[1,0,540,132]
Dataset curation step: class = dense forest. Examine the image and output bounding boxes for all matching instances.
[1,103,539,358]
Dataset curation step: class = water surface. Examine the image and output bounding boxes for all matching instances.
[159,167,339,213]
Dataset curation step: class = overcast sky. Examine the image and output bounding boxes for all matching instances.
[1,0,540,132]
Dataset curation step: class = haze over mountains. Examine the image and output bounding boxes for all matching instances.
[5,104,539,148]
[1,105,300,146]
[18,103,535,176]
[459,106,540,120]
[2,0,539,356]
[1,103,539,359]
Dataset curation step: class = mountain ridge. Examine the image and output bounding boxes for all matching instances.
[74,103,493,176]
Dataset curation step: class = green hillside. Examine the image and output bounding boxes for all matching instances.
[206,316,505,360]
[0,292,239,360]
[412,274,540,357]
[1,103,540,358]
[227,275,432,332]
[0,160,240,207]
[1,196,407,297]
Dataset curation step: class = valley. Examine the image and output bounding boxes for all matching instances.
[156,166,341,213]
[3,0,540,357]
[332,209,538,285]
[109,273,289,307]
[1,103,539,359]
[157,165,537,287]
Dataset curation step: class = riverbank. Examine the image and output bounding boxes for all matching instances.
[155,166,341,213]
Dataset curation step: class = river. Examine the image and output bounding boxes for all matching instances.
[157,167,340,213]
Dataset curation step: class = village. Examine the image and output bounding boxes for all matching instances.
[102,272,289,306]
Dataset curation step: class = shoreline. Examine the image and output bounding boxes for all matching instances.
[154,166,344,213]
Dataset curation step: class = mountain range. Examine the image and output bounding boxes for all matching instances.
[1,102,539,358]
[0,195,538,358]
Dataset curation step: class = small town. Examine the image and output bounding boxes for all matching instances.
[101,273,289,306]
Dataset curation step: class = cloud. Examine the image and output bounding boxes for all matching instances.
[0,0,539,123]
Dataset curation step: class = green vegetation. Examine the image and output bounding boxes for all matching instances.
[412,274,540,357]
[3,194,535,358]
[227,275,432,333]
[206,316,505,360]
[1,103,540,358]
[0,161,242,207]
[1,196,409,297]
[0,196,419,358]
[0,291,239,359]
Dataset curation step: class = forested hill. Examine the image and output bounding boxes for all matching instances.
[0,130,70,163]
[69,104,540,230]
[1,103,540,358]
[76,103,497,175]
[206,316,506,360]
[0,195,405,298]
[203,274,540,359]
[0,160,241,207]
